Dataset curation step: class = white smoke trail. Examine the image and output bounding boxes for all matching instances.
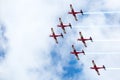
[106,68,120,70]
[85,52,120,55]
[92,39,120,42]
[81,25,120,27]
[84,11,120,14]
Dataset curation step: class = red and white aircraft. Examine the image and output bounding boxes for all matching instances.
[90,60,106,75]
[70,45,85,60]
[77,32,93,47]
[49,28,63,44]
[68,4,83,21]
[57,18,72,34]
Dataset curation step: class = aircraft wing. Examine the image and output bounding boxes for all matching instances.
[70,4,74,11]
[92,60,96,66]
[83,41,87,47]
[75,54,79,60]
[96,69,100,75]
[79,32,83,38]
[59,18,62,23]
[51,28,54,34]
[63,28,66,34]
[54,38,58,44]
[72,45,75,50]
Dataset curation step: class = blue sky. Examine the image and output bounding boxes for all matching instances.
[0,24,7,61]
[0,0,120,80]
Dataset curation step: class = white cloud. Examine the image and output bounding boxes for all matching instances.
[0,0,120,80]
[0,0,69,80]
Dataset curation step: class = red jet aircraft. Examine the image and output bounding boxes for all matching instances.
[57,18,72,34]
[68,4,83,21]
[90,60,106,75]
[77,32,93,47]
[70,45,85,60]
[49,28,63,44]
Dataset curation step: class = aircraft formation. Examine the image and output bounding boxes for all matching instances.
[49,4,106,76]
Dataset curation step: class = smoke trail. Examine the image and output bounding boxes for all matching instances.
[93,40,120,42]
[106,68,120,70]
[76,25,120,28]
[84,11,120,15]
[84,52,120,55]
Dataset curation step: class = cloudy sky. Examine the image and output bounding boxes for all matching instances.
[0,0,120,80]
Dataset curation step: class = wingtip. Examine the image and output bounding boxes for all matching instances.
[63,30,66,34]
[70,52,73,54]
[77,57,80,60]
[79,32,82,34]
[59,17,61,20]
[56,41,58,44]
[84,43,87,47]
[49,35,52,37]
[59,17,62,22]
[98,73,100,76]
[75,18,78,21]
[51,27,53,30]
[72,44,74,47]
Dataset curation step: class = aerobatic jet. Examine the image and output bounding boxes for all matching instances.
[77,32,93,47]
[57,18,72,34]
[90,60,106,75]
[49,28,63,44]
[68,4,83,21]
[70,45,85,60]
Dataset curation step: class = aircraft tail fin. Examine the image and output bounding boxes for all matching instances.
[80,10,83,15]
[82,50,85,55]
[61,33,64,38]
[69,23,72,28]
[103,65,106,70]
[90,37,93,42]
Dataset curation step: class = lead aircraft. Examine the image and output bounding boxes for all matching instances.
[68,4,83,21]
